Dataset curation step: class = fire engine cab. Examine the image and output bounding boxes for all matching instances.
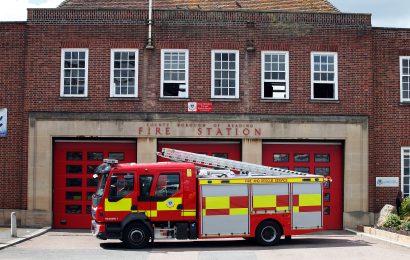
[91,148,328,249]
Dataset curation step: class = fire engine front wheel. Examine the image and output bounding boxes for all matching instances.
[255,221,282,246]
[123,222,151,249]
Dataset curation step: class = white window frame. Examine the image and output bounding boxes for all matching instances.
[110,49,139,98]
[60,48,89,97]
[400,56,410,102]
[401,147,410,197]
[311,52,338,100]
[160,49,189,98]
[211,50,239,99]
[261,51,289,99]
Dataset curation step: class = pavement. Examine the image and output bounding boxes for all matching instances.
[0,226,408,250]
[0,226,51,250]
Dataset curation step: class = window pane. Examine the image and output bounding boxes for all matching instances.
[273,154,289,162]
[66,192,82,201]
[67,152,82,161]
[315,167,330,176]
[66,165,82,174]
[140,175,153,197]
[109,173,134,200]
[87,165,98,174]
[212,153,228,159]
[66,178,82,187]
[324,206,330,215]
[294,167,310,173]
[87,192,94,201]
[109,152,124,161]
[315,154,330,162]
[66,205,82,214]
[87,152,103,161]
[155,174,180,198]
[324,193,330,202]
[294,154,309,162]
[87,178,98,187]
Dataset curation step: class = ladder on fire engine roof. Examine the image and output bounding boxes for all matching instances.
[158,148,321,178]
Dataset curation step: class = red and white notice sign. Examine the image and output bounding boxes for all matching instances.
[187,102,212,113]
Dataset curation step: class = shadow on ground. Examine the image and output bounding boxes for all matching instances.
[99,233,372,252]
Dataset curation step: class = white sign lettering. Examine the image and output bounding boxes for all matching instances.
[376,177,399,187]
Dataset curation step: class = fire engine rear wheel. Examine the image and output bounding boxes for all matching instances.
[123,222,151,249]
[255,221,282,246]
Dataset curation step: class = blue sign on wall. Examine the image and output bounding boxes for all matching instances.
[0,108,7,137]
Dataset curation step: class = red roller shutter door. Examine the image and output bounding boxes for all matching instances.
[262,142,343,230]
[53,140,136,229]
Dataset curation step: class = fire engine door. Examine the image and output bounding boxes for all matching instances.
[136,174,154,217]
[139,171,186,220]
[104,173,137,220]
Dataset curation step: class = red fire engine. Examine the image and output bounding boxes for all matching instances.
[91,148,329,249]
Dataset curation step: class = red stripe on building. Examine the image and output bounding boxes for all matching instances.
[229,196,248,208]
[298,206,322,212]
[206,209,230,216]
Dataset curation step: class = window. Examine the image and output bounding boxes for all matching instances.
[61,49,88,97]
[401,57,410,102]
[261,51,289,99]
[273,154,289,162]
[110,49,138,97]
[161,49,188,98]
[108,173,134,201]
[154,173,180,198]
[139,175,153,197]
[401,148,410,197]
[294,153,309,162]
[212,50,239,98]
[311,52,338,100]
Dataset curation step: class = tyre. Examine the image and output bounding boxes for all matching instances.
[255,221,282,246]
[123,222,151,249]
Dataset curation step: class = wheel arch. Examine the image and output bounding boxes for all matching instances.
[255,218,284,237]
[121,212,154,239]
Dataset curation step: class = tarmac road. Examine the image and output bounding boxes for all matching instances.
[0,230,409,260]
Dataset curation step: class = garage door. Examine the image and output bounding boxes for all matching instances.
[262,142,343,230]
[53,140,137,229]
[157,140,241,162]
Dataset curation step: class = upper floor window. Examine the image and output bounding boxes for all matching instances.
[110,49,138,97]
[161,49,188,98]
[401,148,410,197]
[311,52,338,100]
[400,57,410,102]
[61,49,88,97]
[211,50,239,99]
[261,51,289,99]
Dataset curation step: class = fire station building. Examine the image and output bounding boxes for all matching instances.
[0,0,409,230]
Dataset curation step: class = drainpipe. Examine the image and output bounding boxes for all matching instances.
[146,0,154,49]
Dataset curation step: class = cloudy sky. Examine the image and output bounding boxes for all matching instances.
[0,0,409,28]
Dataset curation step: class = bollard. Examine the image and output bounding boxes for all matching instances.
[11,212,17,237]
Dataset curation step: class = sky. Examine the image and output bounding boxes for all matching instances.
[0,0,410,28]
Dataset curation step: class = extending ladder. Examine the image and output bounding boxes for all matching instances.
[158,148,321,178]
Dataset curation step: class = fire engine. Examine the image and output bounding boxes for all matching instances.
[91,148,329,249]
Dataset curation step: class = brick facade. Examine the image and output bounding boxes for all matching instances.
[0,7,408,217]
[0,23,26,209]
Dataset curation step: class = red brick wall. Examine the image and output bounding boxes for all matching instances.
[0,23,26,209]
[23,10,373,116]
[370,28,410,211]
